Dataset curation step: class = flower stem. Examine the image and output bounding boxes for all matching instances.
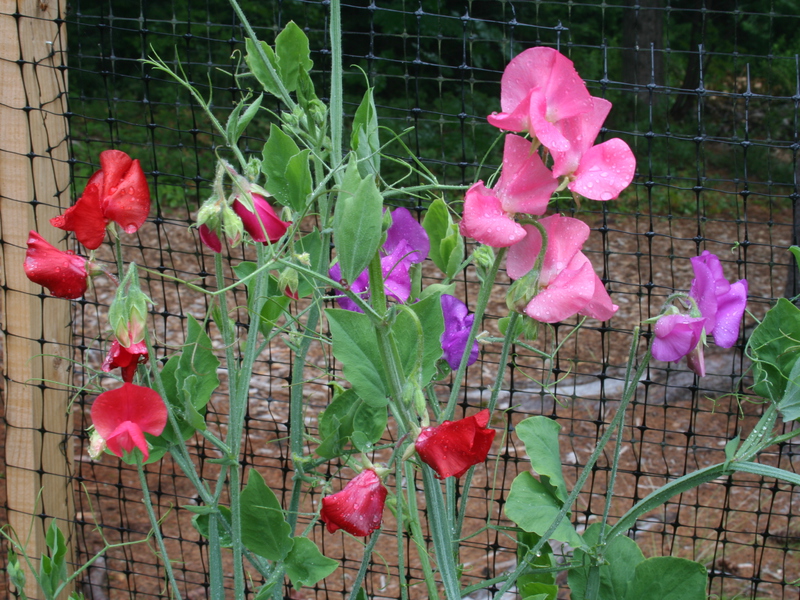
[347,529,382,600]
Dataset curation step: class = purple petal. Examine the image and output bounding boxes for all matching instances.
[384,207,430,264]
[651,314,707,363]
[710,279,748,348]
[440,294,478,369]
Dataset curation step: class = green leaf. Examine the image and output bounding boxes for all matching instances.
[351,87,380,178]
[419,282,456,301]
[261,126,311,212]
[317,388,361,459]
[394,293,445,385]
[517,531,556,584]
[239,470,294,561]
[275,22,313,92]
[443,231,465,279]
[234,94,263,141]
[326,309,388,405]
[568,523,644,600]
[515,417,569,504]
[518,580,558,600]
[295,229,325,298]
[176,315,220,413]
[353,401,387,446]
[724,435,740,463]
[623,556,707,600]
[422,198,451,272]
[192,506,233,548]
[284,537,339,590]
[332,173,383,286]
[779,355,800,421]
[748,298,800,401]
[505,472,583,548]
[790,246,800,270]
[245,38,282,97]
[233,262,290,338]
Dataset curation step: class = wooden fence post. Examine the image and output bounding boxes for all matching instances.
[0,1,74,597]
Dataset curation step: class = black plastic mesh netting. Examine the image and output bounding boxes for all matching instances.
[13,0,800,598]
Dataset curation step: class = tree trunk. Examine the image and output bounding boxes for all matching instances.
[622,0,665,96]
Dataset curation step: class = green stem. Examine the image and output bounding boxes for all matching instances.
[347,529,382,600]
[329,0,344,174]
[215,251,239,400]
[395,460,409,600]
[423,467,461,600]
[208,512,224,600]
[443,248,506,421]
[493,335,649,599]
[136,457,183,600]
[403,463,439,600]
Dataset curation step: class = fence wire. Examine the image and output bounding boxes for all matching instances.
[3,0,800,598]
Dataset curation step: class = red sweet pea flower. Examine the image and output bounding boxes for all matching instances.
[51,150,151,250]
[415,409,496,479]
[102,340,149,383]
[320,469,387,537]
[23,231,89,299]
[90,383,168,461]
[232,193,291,244]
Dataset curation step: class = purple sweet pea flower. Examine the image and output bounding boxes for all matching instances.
[689,251,748,348]
[651,313,707,364]
[330,208,429,312]
[440,294,479,370]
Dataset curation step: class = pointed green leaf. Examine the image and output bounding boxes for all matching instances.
[779,355,800,422]
[234,94,263,141]
[275,22,313,92]
[394,293,445,385]
[192,506,233,548]
[284,537,339,590]
[240,470,293,561]
[332,174,383,286]
[176,315,220,412]
[515,417,569,504]
[623,556,707,600]
[326,309,388,405]
[569,523,644,600]
[245,38,282,97]
[505,472,583,548]
[422,198,453,272]
[351,88,380,178]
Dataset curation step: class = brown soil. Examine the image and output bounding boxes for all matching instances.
[47,197,800,599]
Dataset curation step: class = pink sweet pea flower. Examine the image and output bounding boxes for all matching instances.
[90,383,168,461]
[24,231,89,299]
[51,150,151,250]
[102,340,149,383]
[487,47,595,153]
[320,469,387,537]
[415,409,496,479]
[198,224,223,253]
[459,135,558,248]
[506,215,618,323]
[689,251,748,349]
[232,193,291,244]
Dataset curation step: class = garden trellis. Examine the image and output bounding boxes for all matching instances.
[2,0,800,599]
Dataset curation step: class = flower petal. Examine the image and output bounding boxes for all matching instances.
[524,259,597,323]
[50,180,108,250]
[710,279,748,348]
[550,97,612,178]
[91,383,168,442]
[234,194,291,243]
[23,231,89,299]
[199,224,223,253]
[496,135,558,217]
[320,469,387,536]
[440,294,478,370]
[415,409,495,479]
[459,182,527,248]
[101,157,151,234]
[651,314,707,363]
[385,207,429,264]
[569,138,636,201]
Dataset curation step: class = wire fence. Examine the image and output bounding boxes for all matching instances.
[4,0,800,598]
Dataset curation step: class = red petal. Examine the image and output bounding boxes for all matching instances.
[320,470,387,536]
[104,421,150,461]
[98,150,133,198]
[199,224,222,253]
[50,182,108,250]
[102,158,151,234]
[91,383,167,443]
[415,411,496,479]
[23,231,88,299]
[233,194,291,244]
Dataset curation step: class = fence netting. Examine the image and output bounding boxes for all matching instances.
[4,0,800,598]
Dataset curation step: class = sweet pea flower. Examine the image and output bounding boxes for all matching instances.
[440,294,479,370]
[232,193,291,244]
[24,231,89,299]
[198,224,223,253]
[487,47,595,153]
[330,207,429,312]
[688,251,748,349]
[90,383,168,461]
[415,409,496,479]
[51,150,151,250]
[651,313,708,371]
[506,214,618,323]
[102,340,149,383]
[460,135,558,248]
[320,469,387,537]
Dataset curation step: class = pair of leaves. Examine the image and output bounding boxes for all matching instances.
[192,471,338,590]
[325,293,445,404]
[505,416,583,547]
[225,94,263,145]
[331,160,384,286]
[569,524,707,600]
[422,197,464,278]
[317,388,388,458]
[748,298,800,421]
[245,22,313,96]
[261,126,312,212]
[38,520,68,598]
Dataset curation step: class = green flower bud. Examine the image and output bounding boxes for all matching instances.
[221,204,244,248]
[108,263,152,347]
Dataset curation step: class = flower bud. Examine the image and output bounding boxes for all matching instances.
[472,245,495,281]
[245,157,263,182]
[221,204,244,248]
[278,267,299,300]
[88,428,107,460]
[108,264,151,347]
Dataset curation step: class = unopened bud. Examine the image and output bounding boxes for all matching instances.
[221,204,244,248]
[278,268,299,299]
[245,157,263,182]
[296,252,311,267]
[108,264,151,347]
[88,429,107,460]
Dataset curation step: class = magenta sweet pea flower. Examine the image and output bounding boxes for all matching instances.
[487,47,595,153]
[320,469,387,537]
[460,135,558,248]
[233,193,291,244]
[440,294,479,370]
[506,214,618,323]
[415,409,496,479]
[651,314,707,365]
[330,207,429,311]
[24,231,89,299]
[198,224,223,253]
[90,383,168,461]
[689,251,748,348]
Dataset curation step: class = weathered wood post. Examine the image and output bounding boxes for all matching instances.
[0,1,74,597]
